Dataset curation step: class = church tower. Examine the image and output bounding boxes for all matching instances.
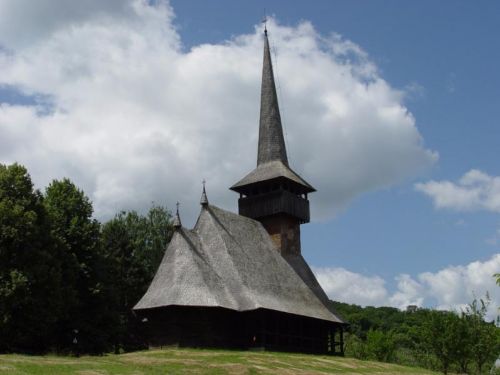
[230,30,316,255]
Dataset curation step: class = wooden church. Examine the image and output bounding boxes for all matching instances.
[133,29,346,355]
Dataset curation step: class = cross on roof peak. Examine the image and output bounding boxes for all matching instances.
[200,179,209,206]
[173,201,182,228]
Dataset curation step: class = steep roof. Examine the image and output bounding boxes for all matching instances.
[134,204,343,324]
[230,160,315,192]
[258,30,288,166]
[231,30,315,194]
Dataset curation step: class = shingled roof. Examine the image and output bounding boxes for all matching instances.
[230,160,316,192]
[133,204,343,324]
[231,30,315,194]
[258,30,288,166]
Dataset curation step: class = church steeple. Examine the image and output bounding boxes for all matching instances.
[230,28,316,256]
[258,30,288,166]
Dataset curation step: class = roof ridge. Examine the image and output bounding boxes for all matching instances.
[201,207,256,308]
[177,228,215,271]
[133,229,235,310]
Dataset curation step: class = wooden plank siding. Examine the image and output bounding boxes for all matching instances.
[239,189,310,223]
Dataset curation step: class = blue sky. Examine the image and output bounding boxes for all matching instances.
[0,0,498,313]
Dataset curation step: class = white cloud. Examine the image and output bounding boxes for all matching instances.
[313,267,388,307]
[0,0,137,50]
[388,274,424,308]
[416,169,500,213]
[314,253,500,320]
[0,0,437,224]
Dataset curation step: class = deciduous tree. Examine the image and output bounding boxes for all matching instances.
[0,163,62,352]
[100,205,173,351]
[44,178,110,353]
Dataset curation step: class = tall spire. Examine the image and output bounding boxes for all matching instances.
[257,30,288,166]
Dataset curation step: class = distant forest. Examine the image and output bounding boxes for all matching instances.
[1,163,499,374]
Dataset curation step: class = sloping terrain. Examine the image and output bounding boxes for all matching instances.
[0,348,439,374]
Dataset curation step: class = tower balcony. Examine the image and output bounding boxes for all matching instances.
[238,189,310,223]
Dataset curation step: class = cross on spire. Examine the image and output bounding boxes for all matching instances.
[200,179,209,206]
[173,201,182,228]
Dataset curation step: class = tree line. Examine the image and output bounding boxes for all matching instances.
[0,163,173,353]
[331,297,500,374]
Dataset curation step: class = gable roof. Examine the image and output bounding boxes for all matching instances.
[134,204,343,324]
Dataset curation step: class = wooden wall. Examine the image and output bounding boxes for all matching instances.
[137,307,344,356]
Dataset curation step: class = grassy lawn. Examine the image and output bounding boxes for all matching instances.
[0,348,439,374]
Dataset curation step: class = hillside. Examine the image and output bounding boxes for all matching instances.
[0,348,439,374]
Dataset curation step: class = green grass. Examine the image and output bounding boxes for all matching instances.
[0,348,440,374]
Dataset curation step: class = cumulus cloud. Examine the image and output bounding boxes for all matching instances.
[0,0,136,49]
[416,169,500,213]
[314,253,500,320]
[314,267,388,307]
[0,0,437,223]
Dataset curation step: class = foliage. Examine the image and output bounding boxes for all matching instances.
[466,295,500,374]
[344,333,368,359]
[0,163,173,354]
[365,329,396,362]
[420,310,461,374]
[100,206,174,352]
[44,178,112,353]
[332,299,500,375]
[0,164,63,352]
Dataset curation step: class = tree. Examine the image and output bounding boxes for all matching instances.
[44,178,110,353]
[466,296,500,374]
[344,333,368,359]
[365,329,396,362]
[100,205,173,351]
[421,310,461,374]
[0,163,62,352]
[455,311,473,374]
